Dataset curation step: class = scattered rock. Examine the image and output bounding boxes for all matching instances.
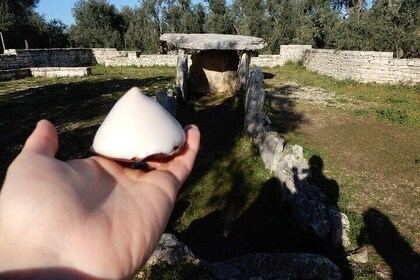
[201,252,341,280]
[347,246,368,264]
[145,233,196,267]
[329,207,351,247]
[375,263,392,279]
[141,234,342,279]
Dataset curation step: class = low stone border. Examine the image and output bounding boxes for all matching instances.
[244,67,350,247]
[0,68,32,80]
[30,67,91,78]
[0,67,92,81]
[137,233,341,279]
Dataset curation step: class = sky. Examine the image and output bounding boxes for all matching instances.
[35,0,206,26]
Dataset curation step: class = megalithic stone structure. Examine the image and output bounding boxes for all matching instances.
[160,33,266,97]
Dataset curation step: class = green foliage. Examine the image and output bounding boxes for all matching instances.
[69,0,124,48]
[231,0,271,39]
[333,0,420,57]
[1,0,418,57]
[125,8,161,53]
[0,0,68,50]
[204,0,234,34]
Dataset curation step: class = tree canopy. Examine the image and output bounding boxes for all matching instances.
[0,0,69,50]
[1,0,418,57]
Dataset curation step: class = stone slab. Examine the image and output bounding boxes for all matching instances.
[160,33,266,51]
[30,67,91,77]
[0,68,32,81]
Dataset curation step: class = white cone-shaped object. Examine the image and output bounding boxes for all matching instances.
[92,87,186,162]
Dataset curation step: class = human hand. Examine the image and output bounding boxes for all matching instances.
[0,119,200,279]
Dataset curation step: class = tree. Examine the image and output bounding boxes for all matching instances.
[125,9,158,52]
[231,0,268,38]
[69,0,124,48]
[46,19,70,48]
[120,5,135,48]
[188,3,206,33]
[163,0,205,33]
[204,0,235,34]
[0,0,42,49]
[303,0,340,48]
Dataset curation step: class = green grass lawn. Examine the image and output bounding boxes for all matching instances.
[1,64,418,279]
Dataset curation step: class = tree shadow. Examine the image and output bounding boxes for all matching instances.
[359,208,420,280]
[177,165,354,278]
[266,85,308,134]
[177,177,310,261]
[0,75,173,182]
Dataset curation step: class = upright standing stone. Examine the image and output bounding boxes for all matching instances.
[237,51,251,94]
[244,67,266,135]
[176,49,188,98]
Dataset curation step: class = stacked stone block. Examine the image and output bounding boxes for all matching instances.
[1,48,93,70]
[1,46,418,83]
[252,46,419,84]
[303,49,420,84]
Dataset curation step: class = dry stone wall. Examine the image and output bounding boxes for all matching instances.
[303,49,420,84]
[1,46,418,84]
[1,48,93,70]
[102,53,178,67]
[252,45,420,84]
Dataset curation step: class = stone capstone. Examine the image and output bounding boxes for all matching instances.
[160,33,267,51]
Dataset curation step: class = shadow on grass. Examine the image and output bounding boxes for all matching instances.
[170,92,307,250]
[0,76,173,182]
[358,208,420,280]
[266,85,308,134]
[168,90,353,277]
[177,178,310,261]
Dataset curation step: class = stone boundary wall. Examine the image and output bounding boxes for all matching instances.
[2,46,418,83]
[252,45,420,84]
[1,48,94,70]
[303,49,420,84]
[103,54,178,67]
[0,67,92,80]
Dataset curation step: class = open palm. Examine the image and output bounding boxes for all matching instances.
[0,120,200,279]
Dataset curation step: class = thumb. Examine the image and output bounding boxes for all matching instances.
[22,119,59,157]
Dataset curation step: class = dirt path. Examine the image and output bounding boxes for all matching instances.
[267,83,420,252]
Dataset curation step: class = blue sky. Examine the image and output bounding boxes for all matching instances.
[35,0,207,26]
